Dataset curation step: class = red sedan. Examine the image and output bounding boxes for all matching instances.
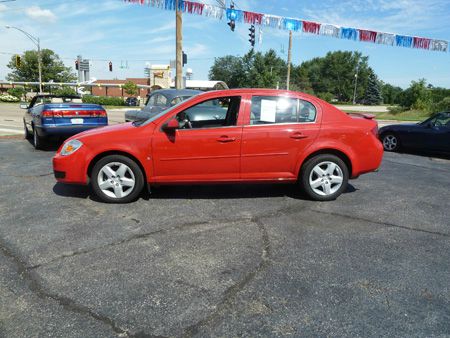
[53,89,383,203]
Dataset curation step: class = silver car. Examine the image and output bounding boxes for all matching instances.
[125,89,201,122]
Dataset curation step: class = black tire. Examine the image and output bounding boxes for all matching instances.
[24,120,31,140]
[91,154,144,203]
[381,133,400,152]
[300,154,349,201]
[33,127,43,150]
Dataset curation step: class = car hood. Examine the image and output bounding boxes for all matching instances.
[68,122,137,141]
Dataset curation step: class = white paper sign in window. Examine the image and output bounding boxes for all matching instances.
[260,99,277,122]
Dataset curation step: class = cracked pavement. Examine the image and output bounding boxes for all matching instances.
[0,139,450,337]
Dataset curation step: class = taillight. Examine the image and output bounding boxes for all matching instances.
[50,110,107,117]
[42,110,53,117]
[91,110,107,117]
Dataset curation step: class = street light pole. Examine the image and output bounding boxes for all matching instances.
[352,66,359,104]
[5,26,43,93]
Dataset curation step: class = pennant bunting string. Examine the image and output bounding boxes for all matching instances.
[124,0,449,53]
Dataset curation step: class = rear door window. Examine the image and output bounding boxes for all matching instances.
[250,96,316,125]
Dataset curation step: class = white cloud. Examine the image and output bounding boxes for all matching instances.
[25,6,56,23]
[151,22,176,34]
[186,43,209,57]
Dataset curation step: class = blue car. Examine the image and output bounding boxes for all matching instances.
[23,95,108,149]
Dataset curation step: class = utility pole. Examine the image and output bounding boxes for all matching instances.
[286,30,292,90]
[175,0,183,89]
[37,37,42,94]
[352,63,359,104]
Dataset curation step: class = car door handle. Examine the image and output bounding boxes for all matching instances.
[290,132,308,139]
[217,136,236,143]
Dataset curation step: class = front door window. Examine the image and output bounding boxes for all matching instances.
[175,96,241,129]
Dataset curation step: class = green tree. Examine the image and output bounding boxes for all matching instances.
[294,51,372,102]
[291,66,313,93]
[209,55,245,88]
[398,79,431,110]
[123,81,138,96]
[6,49,76,84]
[381,83,403,105]
[209,49,286,89]
[364,72,382,105]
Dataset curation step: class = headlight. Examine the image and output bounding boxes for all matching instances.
[60,139,83,156]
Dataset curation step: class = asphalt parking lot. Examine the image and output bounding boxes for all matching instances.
[1,137,450,337]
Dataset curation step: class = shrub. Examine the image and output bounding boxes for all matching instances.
[7,87,26,99]
[54,86,77,96]
[82,95,125,106]
[432,97,450,113]
[0,94,20,102]
[387,106,407,115]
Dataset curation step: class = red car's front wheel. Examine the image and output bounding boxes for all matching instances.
[91,155,144,203]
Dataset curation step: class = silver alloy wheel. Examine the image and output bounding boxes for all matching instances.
[383,135,397,151]
[97,162,136,199]
[309,161,344,196]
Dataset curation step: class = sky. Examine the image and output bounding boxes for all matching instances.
[0,0,449,88]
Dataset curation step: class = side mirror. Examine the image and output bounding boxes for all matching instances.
[162,118,179,131]
[20,103,28,109]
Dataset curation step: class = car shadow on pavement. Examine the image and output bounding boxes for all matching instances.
[53,182,357,202]
[26,138,63,152]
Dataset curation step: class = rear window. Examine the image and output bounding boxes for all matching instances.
[250,96,316,125]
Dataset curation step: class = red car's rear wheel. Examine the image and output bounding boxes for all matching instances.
[300,154,349,201]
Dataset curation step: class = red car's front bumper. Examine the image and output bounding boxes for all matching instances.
[53,150,90,185]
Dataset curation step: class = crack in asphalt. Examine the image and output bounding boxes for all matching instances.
[0,239,130,337]
[5,192,445,338]
[1,211,277,338]
[310,209,450,238]
[28,203,303,271]
[27,219,244,270]
[22,203,304,337]
[0,173,52,178]
[181,216,272,338]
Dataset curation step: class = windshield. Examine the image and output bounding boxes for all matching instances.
[133,94,200,127]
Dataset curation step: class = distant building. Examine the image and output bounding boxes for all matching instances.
[91,78,151,97]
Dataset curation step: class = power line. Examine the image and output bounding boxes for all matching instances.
[0,51,217,63]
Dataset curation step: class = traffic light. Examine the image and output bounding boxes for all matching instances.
[15,55,21,68]
[109,61,113,72]
[75,60,79,70]
[182,52,187,66]
[249,25,255,48]
[227,4,236,31]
